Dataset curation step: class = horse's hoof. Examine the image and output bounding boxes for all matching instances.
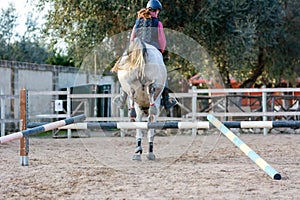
[146,152,156,160]
[132,154,142,161]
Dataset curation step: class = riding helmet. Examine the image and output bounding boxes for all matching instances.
[146,0,162,11]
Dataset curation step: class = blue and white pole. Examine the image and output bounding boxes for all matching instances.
[0,114,86,144]
[207,114,281,180]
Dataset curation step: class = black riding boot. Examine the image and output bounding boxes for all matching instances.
[162,87,177,110]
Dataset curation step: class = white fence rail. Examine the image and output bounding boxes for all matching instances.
[26,86,300,123]
[184,87,300,120]
[1,87,300,136]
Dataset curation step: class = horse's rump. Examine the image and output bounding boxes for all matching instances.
[113,38,167,107]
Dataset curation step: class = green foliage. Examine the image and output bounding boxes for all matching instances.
[36,0,300,87]
[272,0,300,85]
[0,3,54,64]
[0,3,17,41]
[10,39,51,63]
[0,3,18,60]
[183,0,287,87]
[163,0,299,87]
[37,0,146,66]
[46,49,75,66]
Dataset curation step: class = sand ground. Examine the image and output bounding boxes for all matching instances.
[0,131,299,199]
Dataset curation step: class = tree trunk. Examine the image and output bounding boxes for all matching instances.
[239,47,265,88]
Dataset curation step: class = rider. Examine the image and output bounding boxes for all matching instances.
[113,0,177,110]
[130,1,165,54]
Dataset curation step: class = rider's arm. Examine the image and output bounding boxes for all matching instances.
[130,25,136,42]
[157,21,166,53]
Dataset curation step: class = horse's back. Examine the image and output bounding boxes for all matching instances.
[143,43,167,84]
[117,41,166,107]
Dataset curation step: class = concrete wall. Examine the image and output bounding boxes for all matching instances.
[19,69,53,90]
[0,67,11,94]
[0,67,13,121]
[0,60,116,126]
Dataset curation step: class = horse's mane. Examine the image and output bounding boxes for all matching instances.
[111,38,147,75]
[127,38,147,71]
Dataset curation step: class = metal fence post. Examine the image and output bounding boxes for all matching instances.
[1,91,5,137]
[262,85,268,135]
[67,87,72,139]
[192,86,197,136]
[120,108,125,137]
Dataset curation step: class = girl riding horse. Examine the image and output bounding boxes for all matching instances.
[113,0,177,111]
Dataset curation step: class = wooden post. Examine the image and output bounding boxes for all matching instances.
[20,88,28,166]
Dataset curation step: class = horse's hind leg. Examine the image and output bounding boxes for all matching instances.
[146,83,157,160]
[133,133,143,161]
[132,107,143,161]
[147,83,158,122]
[128,90,136,122]
[146,104,157,160]
[146,129,156,160]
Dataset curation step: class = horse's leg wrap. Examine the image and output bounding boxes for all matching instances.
[146,131,156,160]
[129,107,136,119]
[135,138,143,154]
[146,145,156,160]
[148,141,153,153]
[133,138,143,161]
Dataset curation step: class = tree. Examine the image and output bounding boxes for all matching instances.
[177,0,286,87]
[275,0,300,85]
[46,48,74,66]
[36,0,300,87]
[0,3,56,64]
[36,0,146,66]
[0,3,18,60]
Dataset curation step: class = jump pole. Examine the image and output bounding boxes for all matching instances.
[0,114,86,144]
[59,120,300,130]
[59,121,211,130]
[207,114,281,180]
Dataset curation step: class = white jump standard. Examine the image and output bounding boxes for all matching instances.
[207,114,281,180]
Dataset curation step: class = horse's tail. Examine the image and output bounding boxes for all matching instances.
[127,38,146,72]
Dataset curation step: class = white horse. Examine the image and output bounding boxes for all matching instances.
[111,38,167,161]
